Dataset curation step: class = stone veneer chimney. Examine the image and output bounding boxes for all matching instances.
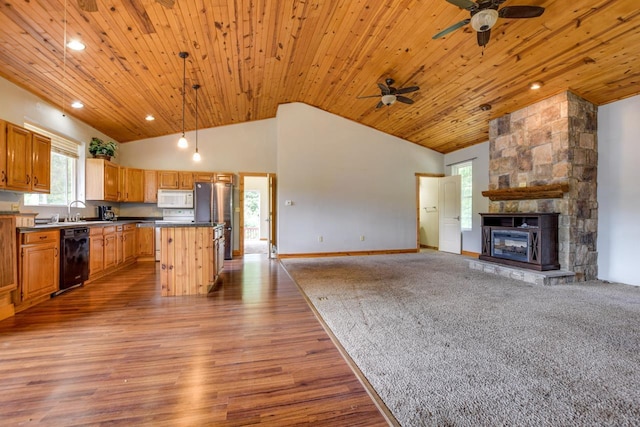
[488,91,598,281]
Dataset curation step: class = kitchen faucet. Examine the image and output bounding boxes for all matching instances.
[67,200,86,222]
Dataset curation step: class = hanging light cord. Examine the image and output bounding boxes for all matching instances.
[62,0,68,117]
[195,85,198,150]
[181,54,186,137]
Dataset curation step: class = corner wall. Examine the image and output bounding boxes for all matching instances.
[276,103,443,255]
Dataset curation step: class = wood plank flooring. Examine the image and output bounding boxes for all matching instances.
[0,256,391,426]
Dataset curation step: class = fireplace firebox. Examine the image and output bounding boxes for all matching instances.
[480,213,560,271]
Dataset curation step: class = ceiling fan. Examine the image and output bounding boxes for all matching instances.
[358,78,420,109]
[77,0,175,12]
[432,0,545,47]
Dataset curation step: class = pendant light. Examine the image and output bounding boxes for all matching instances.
[177,51,189,148]
[192,84,201,162]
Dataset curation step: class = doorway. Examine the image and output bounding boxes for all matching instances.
[416,174,443,251]
[239,173,277,258]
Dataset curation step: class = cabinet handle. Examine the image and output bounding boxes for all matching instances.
[33,176,38,185]
[26,174,31,184]
[54,248,58,257]
[39,235,47,240]
[1,171,5,183]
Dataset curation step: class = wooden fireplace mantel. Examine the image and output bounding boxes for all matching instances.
[481,183,569,201]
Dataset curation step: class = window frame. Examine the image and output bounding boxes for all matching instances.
[451,160,473,231]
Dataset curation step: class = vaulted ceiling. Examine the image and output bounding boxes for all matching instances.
[0,0,638,153]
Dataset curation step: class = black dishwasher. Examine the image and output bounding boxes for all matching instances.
[58,227,90,295]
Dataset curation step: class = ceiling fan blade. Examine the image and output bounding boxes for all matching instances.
[375,101,385,109]
[432,19,470,39]
[446,0,476,10]
[378,83,391,95]
[499,6,545,19]
[156,0,176,8]
[396,96,414,105]
[77,0,98,12]
[395,86,419,95]
[477,29,491,47]
[357,95,383,99]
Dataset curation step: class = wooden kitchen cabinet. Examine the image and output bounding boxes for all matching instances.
[0,121,7,189]
[123,224,136,263]
[103,226,117,270]
[86,159,119,201]
[0,215,16,320]
[137,226,154,259]
[143,170,158,203]
[16,230,59,312]
[158,170,194,189]
[118,167,144,202]
[193,172,214,182]
[89,227,104,280]
[4,122,51,193]
[215,173,235,184]
[116,225,124,265]
[30,133,51,193]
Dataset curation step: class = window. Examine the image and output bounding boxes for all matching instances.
[23,125,82,206]
[451,161,473,231]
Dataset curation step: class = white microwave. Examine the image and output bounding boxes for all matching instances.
[157,189,194,208]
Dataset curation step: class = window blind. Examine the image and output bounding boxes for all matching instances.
[24,124,80,159]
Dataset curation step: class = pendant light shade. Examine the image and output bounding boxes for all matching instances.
[192,84,201,162]
[177,51,189,149]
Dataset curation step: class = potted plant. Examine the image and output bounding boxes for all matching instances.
[89,137,117,160]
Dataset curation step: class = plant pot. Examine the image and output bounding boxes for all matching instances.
[94,154,111,161]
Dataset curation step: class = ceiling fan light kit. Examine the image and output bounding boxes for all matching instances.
[381,94,397,106]
[471,9,498,32]
[358,78,420,109]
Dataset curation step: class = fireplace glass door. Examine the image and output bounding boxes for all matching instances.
[491,230,529,262]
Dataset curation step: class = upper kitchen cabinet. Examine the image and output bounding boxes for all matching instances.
[193,172,214,182]
[2,121,51,193]
[143,170,158,203]
[0,121,6,189]
[158,170,194,190]
[118,167,144,202]
[86,158,119,201]
[215,173,236,184]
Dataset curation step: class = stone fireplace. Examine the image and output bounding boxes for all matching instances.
[486,91,598,281]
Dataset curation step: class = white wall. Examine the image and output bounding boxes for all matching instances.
[276,102,443,255]
[598,94,640,286]
[117,118,277,172]
[443,142,489,254]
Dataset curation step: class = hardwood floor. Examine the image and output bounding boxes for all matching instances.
[0,256,391,426]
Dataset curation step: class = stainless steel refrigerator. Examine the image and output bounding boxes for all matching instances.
[195,182,233,259]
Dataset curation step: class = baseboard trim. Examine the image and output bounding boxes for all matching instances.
[278,248,418,259]
[461,250,480,258]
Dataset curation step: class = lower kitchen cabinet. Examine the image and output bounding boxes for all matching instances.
[0,215,17,321]
[89,227,104,280]
[15,230,59,312]
[137,226,154,259]
[117,224,136,265]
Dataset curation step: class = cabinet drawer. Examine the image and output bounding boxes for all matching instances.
[103,226,116,234]
[90,226,104,236]
[116,225,123,232]
[22,230,59,244]
[124,223,136,231]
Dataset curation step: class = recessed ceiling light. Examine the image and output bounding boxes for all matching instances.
[479,103,492,111]
[145,114,155,121]
[67,40,86,51]
[71,101,84,109]
[530,81,543,90]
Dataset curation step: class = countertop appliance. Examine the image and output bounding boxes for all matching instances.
[155,209,195,261]
[97,205,115,221]
[195,182,233,259]
[157,189,194,208]
[58,227,90,295]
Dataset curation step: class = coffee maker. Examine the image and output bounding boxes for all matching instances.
[97,205,115,221]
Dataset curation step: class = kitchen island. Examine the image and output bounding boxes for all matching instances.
[148,223,225,296]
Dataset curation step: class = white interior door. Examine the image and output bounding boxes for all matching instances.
[439,175,461,254]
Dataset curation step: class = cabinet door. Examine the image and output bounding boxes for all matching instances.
[179,172,194,189]
[0,121,7,189]
[31,133,51,193]
[193,172,214,182]
[0,216,16,293]
[89,234,104,278]
[6,124,32,191]
[116,228,124,265]
[144,170,158,203]
[126,168,144,202]
[215,173,234,184]
[123,229,136,262]
[158,171,179,189]
[137,227,154,257]
[104,161,119,201]
[103,232,118,269]
[21,241,59,301]
[118,166,126,201]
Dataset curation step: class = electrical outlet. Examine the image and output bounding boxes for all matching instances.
[360,235,365,241]
[318,236,323,242]
[11,203,19,212]
[285,200,293,206]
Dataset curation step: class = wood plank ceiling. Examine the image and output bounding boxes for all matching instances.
[0,0,638,154]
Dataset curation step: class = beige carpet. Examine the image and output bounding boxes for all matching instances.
[282,252,640,426]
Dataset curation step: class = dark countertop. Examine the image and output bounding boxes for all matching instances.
[18,218,159,232]
[144,222,224,229]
